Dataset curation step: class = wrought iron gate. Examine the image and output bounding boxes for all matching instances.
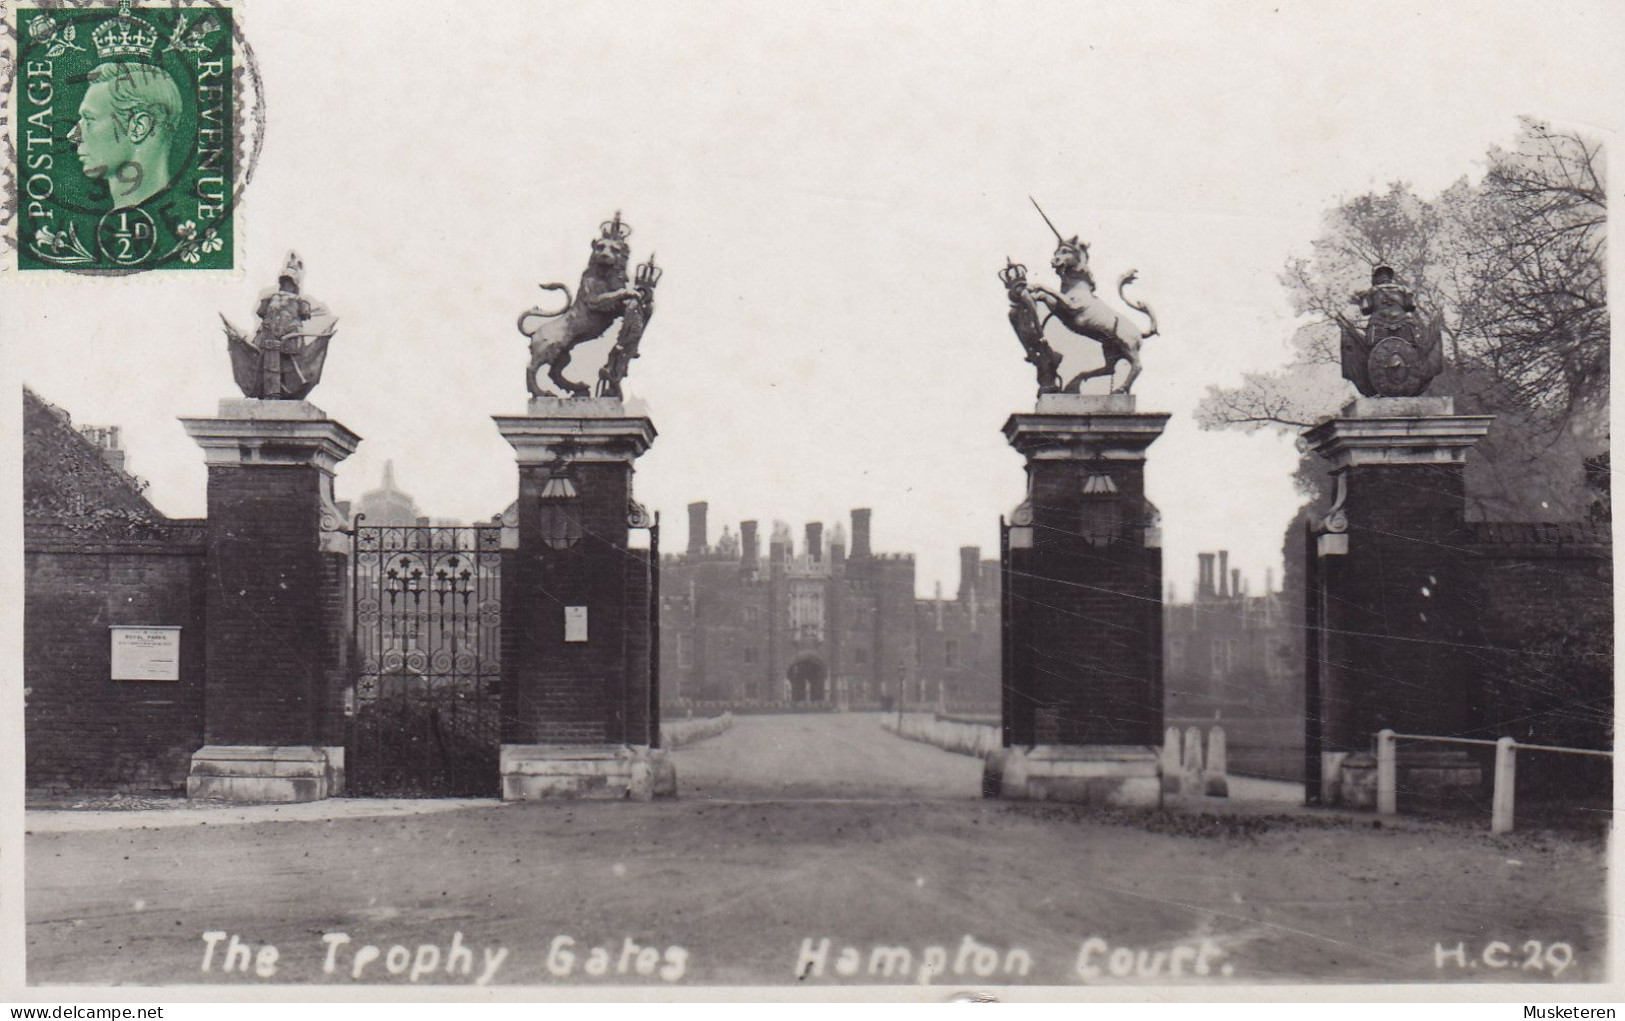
[347,523,503,796]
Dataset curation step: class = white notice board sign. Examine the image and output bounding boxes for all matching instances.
[564,606,588,643]
[110,626,182,681]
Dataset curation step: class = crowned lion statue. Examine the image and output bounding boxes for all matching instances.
[518,213,657,398]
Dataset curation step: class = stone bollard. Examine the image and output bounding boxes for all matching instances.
[626,754,656,803]
[1203,726,1229,797]
[1161,727,1182,794]
[652,753,678,799]
[1180,727,1204,796]
[1376,729,1397,816]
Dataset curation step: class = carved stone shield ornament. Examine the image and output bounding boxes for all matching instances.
[1368,335,1428,396]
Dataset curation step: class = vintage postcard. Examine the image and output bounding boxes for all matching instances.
[1,0,1619,1005]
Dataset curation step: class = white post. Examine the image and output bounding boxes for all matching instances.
[1376,729,1397,816]
[1492,737,1517,835]
[1161,727,1181,794]
[1204,726,1229,798]
[1181,727,1204,796]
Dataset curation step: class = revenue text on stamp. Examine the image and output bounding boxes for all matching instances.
[16,1,237,271]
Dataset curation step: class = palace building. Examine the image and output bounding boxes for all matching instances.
[657,503,1000,714]
[1163,550,1301,780]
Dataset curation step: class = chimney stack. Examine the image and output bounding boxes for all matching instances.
[740,520,759,565]
[851,507,877,562]
[1197,553,1215,598]
[1265,566,1275,594]
[1218,550,1230,597]
[1231,568,1241,599]
[80,425,126,472]
[850,508,873,559]
[805,522,824,563]
[830,521,847,565]
[958,546,980,601]
[687,501,708,555]
[770,520,792,564]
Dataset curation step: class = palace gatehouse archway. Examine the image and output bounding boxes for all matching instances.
[787,655,828,704]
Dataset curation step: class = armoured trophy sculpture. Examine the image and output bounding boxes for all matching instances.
[1002,198,1160,395]
[1335,264,1445,397]
[222,251,338,400]
[517,212,662,399]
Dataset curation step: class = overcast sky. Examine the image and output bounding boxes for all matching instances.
[6,0,1621,598]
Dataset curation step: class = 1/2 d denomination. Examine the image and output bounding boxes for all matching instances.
[18,1,235,271]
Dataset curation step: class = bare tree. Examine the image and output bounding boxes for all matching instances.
[1458,119,1608,425]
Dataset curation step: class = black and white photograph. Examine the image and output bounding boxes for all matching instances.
[2,0,1619,1003]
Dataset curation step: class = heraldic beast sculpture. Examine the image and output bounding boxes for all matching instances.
[518,212,662,400]
[1001,198,1160,396]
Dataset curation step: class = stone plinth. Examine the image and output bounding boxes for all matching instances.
[179,399,360,803]
[986,746,1161,806]
[500,745,675,802]
[1034,392,1138,416]
[493,398,668,800]
[525,395,651,419]
[991,394,1168,807]
[187,745,343,802]
[1304,395,1493,807]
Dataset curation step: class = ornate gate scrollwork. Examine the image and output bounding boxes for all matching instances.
[348,523,503,796]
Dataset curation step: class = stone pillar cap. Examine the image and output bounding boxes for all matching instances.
[1004,406,1170,462]
[493,411,657,465]
[180,405,361,472]
[1304,405,1494,469]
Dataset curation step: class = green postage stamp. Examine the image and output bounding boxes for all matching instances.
[16,1,239,271]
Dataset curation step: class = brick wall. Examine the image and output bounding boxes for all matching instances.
[1010,541,1163,745]
[506,461,640,745]
[202,464,328,746]
[915,598,1000,713]
[624,548,654,744]
[1309,457,1613,791]
[871,557,919,704]
[1318,463,1479,750]
[1465,525,1612,751]
[1008,458,1163,747]
[25,531,208,793]
[318,551,351,747]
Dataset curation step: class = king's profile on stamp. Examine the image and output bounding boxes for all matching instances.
[70,61,184,211]
[17,1,240,271]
